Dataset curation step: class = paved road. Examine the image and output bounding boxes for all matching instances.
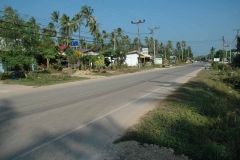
[0,63,208,160]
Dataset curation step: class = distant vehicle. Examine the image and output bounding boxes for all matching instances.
[224,60,229,64]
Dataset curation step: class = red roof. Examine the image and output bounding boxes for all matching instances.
[58,46,68,51]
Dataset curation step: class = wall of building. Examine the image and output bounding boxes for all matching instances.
[125,54,139,66]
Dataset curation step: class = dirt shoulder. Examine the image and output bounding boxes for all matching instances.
[98,141,189,160]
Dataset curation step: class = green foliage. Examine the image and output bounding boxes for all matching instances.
[51,63,63,71]
[39,37,57,62]
[211,62,219,69]
[117,69,240,160]
[3,72,88,86]
[93,55,105,69]
[215,50,225,59]
[233,54,240,67]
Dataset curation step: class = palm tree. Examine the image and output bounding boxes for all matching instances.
[59,14,72,46]
[42,22,57,37]
[167,40,173,59]
[159,43,165,59]
[73,13,84,48]
[116,27,124,44]
[80,5,99,36]
[187,46,192,60]
[133,37,139,50]
[181,41,186,60]
[176,42,181,60]
[88,19,100,36]
[51,11,60,24]
[102,30,108,41]
[81,5,94,26]
[122,35,131,48]
[210,47,215,61]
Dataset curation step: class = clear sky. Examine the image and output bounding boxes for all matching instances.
[1,0,240,57]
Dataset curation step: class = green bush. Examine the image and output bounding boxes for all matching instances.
[233,54,240,67]
[217,63,225,70]
[51,63,63,71]
[211,62,219,69]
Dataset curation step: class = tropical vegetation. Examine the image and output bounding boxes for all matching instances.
[117,63,240,160]
[0,5,196,73]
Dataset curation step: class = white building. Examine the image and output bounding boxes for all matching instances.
[125,54,139,66]
[125,50,152,66]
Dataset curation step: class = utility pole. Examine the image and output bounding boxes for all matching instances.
[225,41,229,60]
[149,23,160,59]
[222,36,225,50]
[131,19,145,68]
[114,29,116,51]
[233,29,240,54]
[230,39,232,62]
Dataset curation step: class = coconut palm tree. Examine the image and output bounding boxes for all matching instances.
[59,14,70,45]
[159,42,166,59]
[122,35,131,48]
[167,40,173,59]
[181,41,186,60]
[102,30,108,41]
[132,37,139,50]
[88,19,100,37]
[176,42,181,60]
[73,13,84,48]
[42,22,57,37]
[210,47,215,60]
[116,27,124,44]
[80,5,99,36]
[81,5,94,27]
[51,11,60,24]
[187,46,192,60]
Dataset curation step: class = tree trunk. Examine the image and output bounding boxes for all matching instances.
[46,58,49,68]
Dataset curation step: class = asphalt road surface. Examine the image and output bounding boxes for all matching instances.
[0,63,208,160]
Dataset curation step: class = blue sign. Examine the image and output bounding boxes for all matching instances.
[71,41,78,46]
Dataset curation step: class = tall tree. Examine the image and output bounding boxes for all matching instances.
[210,47,215,60]
[80,5,99,36]
[0,6,39,70]
[167,40,173,59]
[181,41,186,60]
[176,42,181,60]
[73,12,84,48]
[59,14,72,46]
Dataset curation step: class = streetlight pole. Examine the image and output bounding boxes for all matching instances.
[149,23,160,59]
[131,19,145,68]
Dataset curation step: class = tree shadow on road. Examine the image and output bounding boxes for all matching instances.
[1,112,123,160]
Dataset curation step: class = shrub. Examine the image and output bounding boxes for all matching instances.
[217,63,225,70]
[211,62,218,69]
[51,63,63,71]
[233,54,240,67]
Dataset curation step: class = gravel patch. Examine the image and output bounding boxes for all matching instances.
[98,141,189,160]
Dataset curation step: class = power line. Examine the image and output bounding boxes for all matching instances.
[149,23,159,59]
[131,19,145,68]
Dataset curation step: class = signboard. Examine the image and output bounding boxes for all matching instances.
[71,41,78,46]
[142,48,148,55]
[214,58,220,62]
[154,58,162,64]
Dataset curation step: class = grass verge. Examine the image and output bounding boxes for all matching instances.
[116,65,240,160]
[1,71,89,86]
